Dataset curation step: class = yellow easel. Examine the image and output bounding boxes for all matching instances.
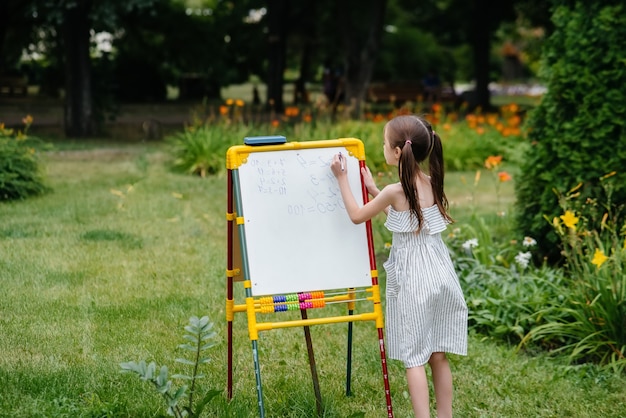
[225,137,393,417]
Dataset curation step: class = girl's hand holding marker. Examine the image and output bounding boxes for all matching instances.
[332,152,379,197]
[331,152,346,176]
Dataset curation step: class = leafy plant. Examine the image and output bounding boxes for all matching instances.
[448,213,567,344]
[121,316,220,417]
[0,116,51,201]
[457,256,566,345]
[520,176,626,372]
[167,124,237,177]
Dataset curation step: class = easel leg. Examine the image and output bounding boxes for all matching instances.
[301,309,323,416]
[227,319,233,398]
[227,169,235,400]
[251,340,266,418]
[346,288,356,396]
[377,328,394,418]
[346,311,354,396]
[227,279,234,399]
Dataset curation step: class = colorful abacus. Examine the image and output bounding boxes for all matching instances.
[258,291,326,313]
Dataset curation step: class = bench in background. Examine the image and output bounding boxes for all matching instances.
[367,81,457,106]
[0,75,28,97]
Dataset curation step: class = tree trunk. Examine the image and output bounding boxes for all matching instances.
[294,0,316,105]
[471,0,493,111]
[0,1,8,73]
[63,0,95,137]
[266,0,290,113]
[339,0,387,118]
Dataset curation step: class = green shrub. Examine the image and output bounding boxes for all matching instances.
[0,116,50,201]
[167,122,250,177]
[515,1,626,262]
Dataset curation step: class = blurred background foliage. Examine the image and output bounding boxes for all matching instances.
[1,0,548,129]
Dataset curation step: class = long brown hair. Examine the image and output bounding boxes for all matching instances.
[384,115,453,231]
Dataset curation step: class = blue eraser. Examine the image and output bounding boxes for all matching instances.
[244,135,287,146]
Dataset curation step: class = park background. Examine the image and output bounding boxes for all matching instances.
[1,1,625,417]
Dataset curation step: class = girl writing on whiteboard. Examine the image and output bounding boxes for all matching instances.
[331,115,467,418]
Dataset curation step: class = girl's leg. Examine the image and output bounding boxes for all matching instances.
[428,352,453,418]
[406,365,430,418]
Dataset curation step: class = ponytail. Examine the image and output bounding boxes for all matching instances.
[429,131,454,223]
[399,138,425,232]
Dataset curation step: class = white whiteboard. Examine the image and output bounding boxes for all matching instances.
[236,145,372,296]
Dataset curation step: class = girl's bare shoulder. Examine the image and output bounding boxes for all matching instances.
[381,182,403,194]
[381,182,409,210]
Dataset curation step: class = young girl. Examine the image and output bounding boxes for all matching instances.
[331,115,467,418]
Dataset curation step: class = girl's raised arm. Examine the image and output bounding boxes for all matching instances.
[331,154,393,224]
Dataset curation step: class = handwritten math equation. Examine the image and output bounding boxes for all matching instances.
[246,152,347,216]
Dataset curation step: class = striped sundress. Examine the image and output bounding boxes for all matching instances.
[383,205,468,368]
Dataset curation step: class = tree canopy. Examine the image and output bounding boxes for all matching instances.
[0,0,548,136]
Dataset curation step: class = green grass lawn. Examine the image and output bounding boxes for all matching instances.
[1,142,624,417]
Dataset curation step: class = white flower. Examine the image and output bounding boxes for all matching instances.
[522,236,537,247]
[515,251,532,268]
[462,238,479,250]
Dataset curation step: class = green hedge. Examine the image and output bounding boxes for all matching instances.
[0,121,50,201]
[515,1,626,262]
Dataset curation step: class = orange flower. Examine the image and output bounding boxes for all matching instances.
[484,155,503,170]
[303,114,312,123]
[235,99,244,107]
[498,171,512,182]
[432,103,442,113]
[225,99,234,106]
[443,123,451,131]
[219,105,229,115]
[476,127,485,135]
[271,119,280,128]
[285,106,299,117]
[507,115,521,127]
